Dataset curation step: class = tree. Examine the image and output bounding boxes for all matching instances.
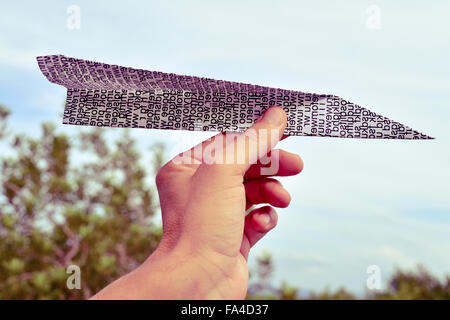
[371,266,450,300]
[0,104,163,299]
[247,252,449,300]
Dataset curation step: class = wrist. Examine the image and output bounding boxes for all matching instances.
[92,238,247,299]
[141,242,247,299]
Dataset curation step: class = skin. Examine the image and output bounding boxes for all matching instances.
[91,106,303,299]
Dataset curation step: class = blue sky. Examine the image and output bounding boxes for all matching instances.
[1,0,449,295]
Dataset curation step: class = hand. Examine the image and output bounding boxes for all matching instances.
[91,106,303,299]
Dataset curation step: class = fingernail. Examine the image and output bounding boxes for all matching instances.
[263,107,284,126]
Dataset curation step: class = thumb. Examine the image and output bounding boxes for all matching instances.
[240,106,287,172]
[194,106,287,179]
[185,107,287,256]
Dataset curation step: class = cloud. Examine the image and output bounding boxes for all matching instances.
[377,246,417,268]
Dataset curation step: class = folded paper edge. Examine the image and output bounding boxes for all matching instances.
[36,54,435,140]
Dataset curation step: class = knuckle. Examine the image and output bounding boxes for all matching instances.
[271,211,279,226]
[155,162,174,186]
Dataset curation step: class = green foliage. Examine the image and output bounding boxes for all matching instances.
[0,105,163,299]
[370,266,450,300]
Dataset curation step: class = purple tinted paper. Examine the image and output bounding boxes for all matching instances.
[37,55,433,139]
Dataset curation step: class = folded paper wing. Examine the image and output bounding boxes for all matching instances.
[37,55,433,139]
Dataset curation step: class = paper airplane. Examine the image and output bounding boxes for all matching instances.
[37,55,433,140]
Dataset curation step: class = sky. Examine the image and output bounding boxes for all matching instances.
[0,0,449,295]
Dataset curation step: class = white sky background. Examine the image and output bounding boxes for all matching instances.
[0,0,449,295]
